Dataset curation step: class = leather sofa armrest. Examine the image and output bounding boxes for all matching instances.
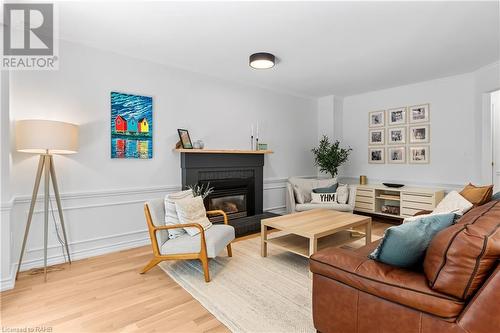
[457,263,500,333]
[310,247,464,318]
[285,183,296,214]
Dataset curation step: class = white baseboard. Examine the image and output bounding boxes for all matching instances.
[0,265,15,292]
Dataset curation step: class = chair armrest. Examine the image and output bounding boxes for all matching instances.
[153,223,204,232]
[206,210,229,225]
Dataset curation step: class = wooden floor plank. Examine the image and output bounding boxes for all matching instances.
[1,219,392,332]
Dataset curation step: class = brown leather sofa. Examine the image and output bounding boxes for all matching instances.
[310,200,500,333]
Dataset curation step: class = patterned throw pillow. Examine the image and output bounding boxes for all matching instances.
[164,190,193,239]
[175,196,212,236]
[336,185,349,204]
[311,192,337,204]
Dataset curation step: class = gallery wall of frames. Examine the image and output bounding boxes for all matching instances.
[368,104,430,164]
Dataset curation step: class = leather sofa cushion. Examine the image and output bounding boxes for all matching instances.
[310,247,464,318]
[424,200,500,299]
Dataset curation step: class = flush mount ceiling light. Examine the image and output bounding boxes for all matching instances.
[249,52,275,69]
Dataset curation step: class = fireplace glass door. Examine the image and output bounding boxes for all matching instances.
[208,193,247,221]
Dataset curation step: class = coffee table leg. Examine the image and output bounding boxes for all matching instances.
[261,224,268,257]
[309,237,318,256]
[365,219,372,245]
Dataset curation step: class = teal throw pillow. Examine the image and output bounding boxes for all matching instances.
[491,191,500,201]
[312,183,338,194]
[369,213,456,268]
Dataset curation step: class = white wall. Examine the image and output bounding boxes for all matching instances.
[2,41,318,289]
[341,72,477,187]
[340,63,500,188]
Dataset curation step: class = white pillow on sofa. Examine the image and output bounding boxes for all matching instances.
[432,190,473,215]
[403,190,473,223]
[175,196,212,236]
[336,185,349,204]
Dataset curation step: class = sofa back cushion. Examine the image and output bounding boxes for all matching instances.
[423,200,500,299]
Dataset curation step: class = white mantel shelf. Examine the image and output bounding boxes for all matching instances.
[173,148,273,154]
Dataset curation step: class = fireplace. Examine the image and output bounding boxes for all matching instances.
[179,151,277,236]
[201,178,254,222]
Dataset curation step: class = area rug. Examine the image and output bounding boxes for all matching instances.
[159,234,380,333]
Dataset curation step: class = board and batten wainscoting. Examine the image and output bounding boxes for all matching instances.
[1,176,292,291]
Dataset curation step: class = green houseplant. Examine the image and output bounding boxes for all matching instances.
[311,135,352,178]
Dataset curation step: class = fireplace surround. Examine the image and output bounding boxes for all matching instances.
[178,150,276,236]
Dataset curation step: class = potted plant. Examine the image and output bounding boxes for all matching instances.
[311,135,352,178]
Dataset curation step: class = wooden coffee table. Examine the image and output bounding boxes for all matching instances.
[261,209,372,258]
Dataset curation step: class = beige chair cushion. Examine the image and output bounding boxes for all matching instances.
[161,224,235,258]
[175,196,212,236]
[164,189,193,239]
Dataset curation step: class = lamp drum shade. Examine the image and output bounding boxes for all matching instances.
[16,120,79,154]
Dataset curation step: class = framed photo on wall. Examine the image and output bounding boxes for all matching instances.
[177,129,193,149]
[388,107,407,126]
[369,129,385,145]
[368,147,385,164]
[409,104,430,123]
[410,125,430,143]
[369,110,385,127]
[388,127,406,145]
[409,146,430,164]
[388,146,406,164]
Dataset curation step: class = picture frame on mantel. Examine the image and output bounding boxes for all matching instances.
[177,129,193,149]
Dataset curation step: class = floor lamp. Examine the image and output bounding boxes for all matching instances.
[15,119,79,281]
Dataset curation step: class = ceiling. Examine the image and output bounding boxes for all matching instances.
[57,1,500,98]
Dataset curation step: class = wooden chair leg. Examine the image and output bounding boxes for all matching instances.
[200,254,210,282]
[227,244,233,257]
[140,258,162,274]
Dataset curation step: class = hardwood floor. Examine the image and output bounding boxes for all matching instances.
[0,219,392,333]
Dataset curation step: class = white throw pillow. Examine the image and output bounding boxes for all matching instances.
[164,190,193,239]
[403,191,473,223]
[336,185,349,204]
[432,190,473,216]
[293,184,305,204]
[311,192,337,204]
[175,196,212,236]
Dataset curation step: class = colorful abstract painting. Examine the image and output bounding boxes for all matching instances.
[111,92,153,159]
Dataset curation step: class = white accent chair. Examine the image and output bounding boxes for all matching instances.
[285,177,357,214]
[140,198,235,282]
